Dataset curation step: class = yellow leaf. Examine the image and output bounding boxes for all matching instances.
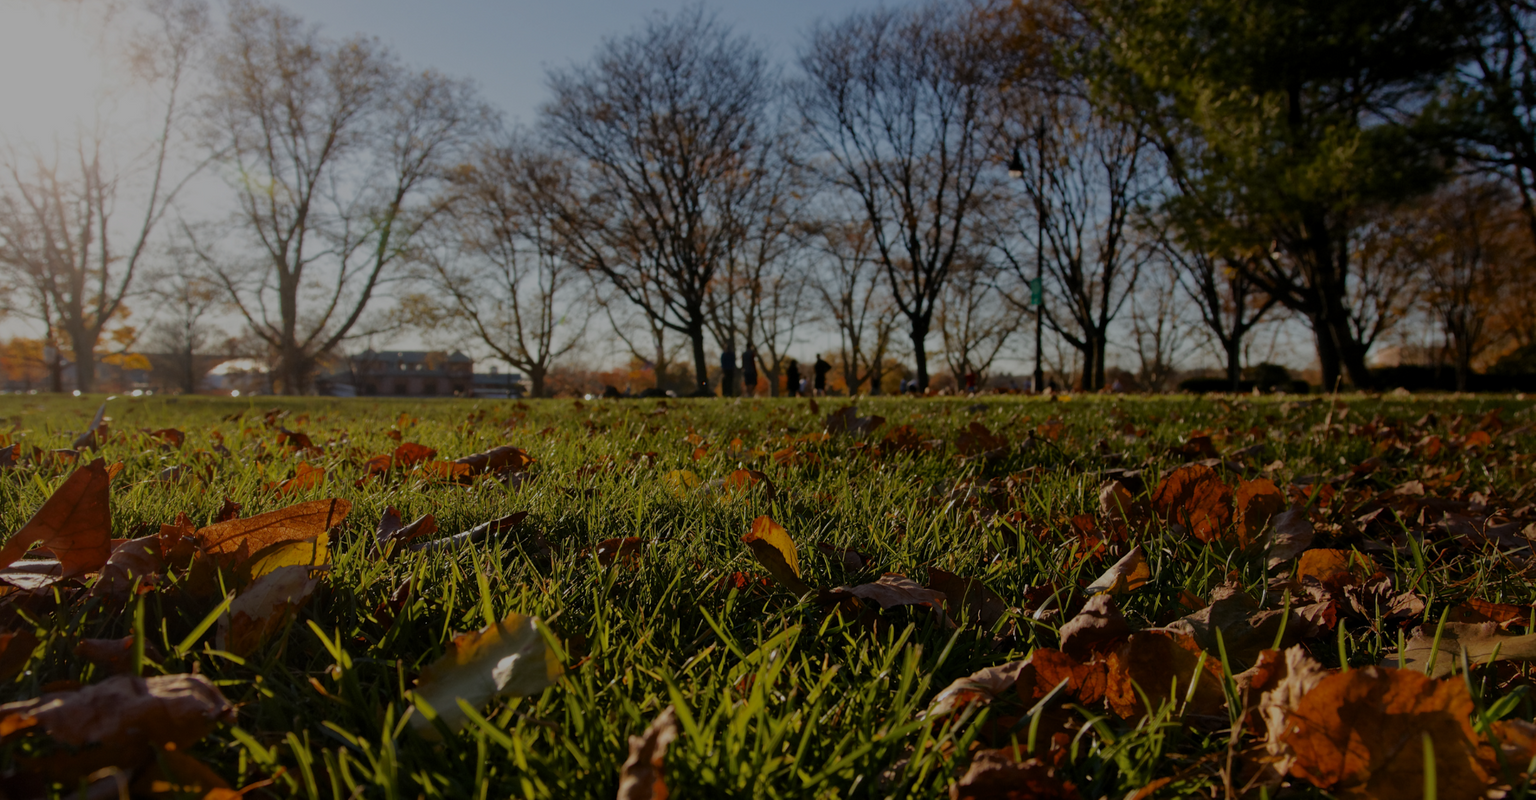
[663,469,700,498]
[742,516,811,596]
[241,533,329,583]
[215,565,322,657]
[409,613,563,739]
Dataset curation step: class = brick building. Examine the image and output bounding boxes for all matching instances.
[350,350,474,397]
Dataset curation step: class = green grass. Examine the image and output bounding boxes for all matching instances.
[0,391,1533,798]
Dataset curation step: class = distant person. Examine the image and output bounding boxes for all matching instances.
[786,360,801,397]
[741,348,758,397]
[965,371,978,392]
[720,348,737,397]
[813,354,831,395]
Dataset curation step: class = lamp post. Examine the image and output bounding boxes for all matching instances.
[1007,120,1047,394]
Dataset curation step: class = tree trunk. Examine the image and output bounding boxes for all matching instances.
[688,321,709,394]
[1309,313,1342,392]
[530,366,547,399]
[183,346,197,394]
[48,342,63,393]
[911,319,930,391]
[70,330,95,394]
[1226,338,1243,392]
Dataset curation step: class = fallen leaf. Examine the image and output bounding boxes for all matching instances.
[1238,646,1328,779]
[0,629,38,682]
[926,567,1007,627]
[928,660,1028,718]
[1098,480,1150,537]
[375,507,438,557]
[663,469,701,498]
[1084,545,1149,596]
[1234,478,1285,547]
[130,748,231,798]
[393,442,436,466]
[0,673,235,781]
[215,565,322,657]
[596,537,644,567]
[1057,594,1131,661]
[1162,585,1318,669]
[0,459,112,578]
[195,499,350,571]
[146,428,185,448]
[1394,621,1536,678]
[956,421,1009,459]
[741,516,811,595]
[1297,548,1376,585]
[74,636,161,675]
[617,706,679,800]
[91,536,163,598]
[826,573,945,611]
[411,512,527,554]
[454,445,533,475]
[952,748,1081,800]
[409,612,563,738]
[275,462,325,495]
[824,405,884,438]
[72,403,108,450]
[1151,464,1233,542]
[1105,630,1226,718]
[1283,666,1494,800]
[1265,507,1314,569]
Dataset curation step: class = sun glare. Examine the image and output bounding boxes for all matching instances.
[0,4,121,146]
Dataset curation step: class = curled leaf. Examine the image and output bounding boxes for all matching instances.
[1084,545,1149,596]
[617,706,679,800]
[0,459,112,578]
[215,565,322,657]
[409,613,563,738]
[742,516,811,596]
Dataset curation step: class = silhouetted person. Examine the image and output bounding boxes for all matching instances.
[741,348,758,397]
[813,354,831,396]
[720,348,737,397]
[786,360,801,397]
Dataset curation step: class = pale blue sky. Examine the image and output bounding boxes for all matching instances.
[271,0,886,125]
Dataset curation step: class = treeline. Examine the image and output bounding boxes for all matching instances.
[2,0,1534,395]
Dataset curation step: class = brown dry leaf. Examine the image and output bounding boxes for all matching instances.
[926,567,1007,627]
[1234,478,1285,547]
[951,748,1081,800]
[714,469,777,502]
[215,565,322,657]
[1297,548,1376,584]
[823,405,884,438]
[1023,648,1109,707]
[1058,594,1131,661]
[1265,506,1315,569]
[275,462,325,495]
[0,629,38,683]
[419,460,475,481]
[1098,480,1150,537]
[1084,545,1149,596]
[146,428,185,448]
[956,422,1008,459]
[742,516,811,596]
[1449,598,1528,630]
[409,612,563,738]
[454,445,533,475]
[91,536,163,598]
[827,573,944,611]
[195,498,350,571]
[393,442,436,466]
[1394,621,1536,678]
[0,673,234,781]
[1238,646,1329,779]
[1151,464,1233,542]
[1283,666,1494,800]
[375,507,438,557]
[1105,630,1226,718]
[927,660,1028,718]
[72,403,108,450]
[596,537,644,567]
[74,636,161,675]
[0,459,112,578]
[1163,585,1317,669]
[1490,719,1536,784]
[617,706,679,800]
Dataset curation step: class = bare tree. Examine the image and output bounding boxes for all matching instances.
[997,94,1156,390]
[543,7,776,394]
[204,0,489,394]
[1159,228,1277,391]
[0,0,208,392]
[144,238,224,393]
[410,141,583,398]
[798,3,996,391]
[807,217,900,395]
[1127,260,1190,392]
[937,257,1019,387]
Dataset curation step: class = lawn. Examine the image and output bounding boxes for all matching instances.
[0,391,1532,799]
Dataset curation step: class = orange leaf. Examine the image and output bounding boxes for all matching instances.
[956,421,1008,458]
[454,445,533,475]
[617,706,679,800]
[1297,548,1376,585]
[0,459,112,578]
[1105,630,1226,718]
[1282,666,1494,799]
[194,499,350,570]
[596,536,644,566]
[1233,478,1284,547]
[393,442,437,466]
[1151,464,1233,543]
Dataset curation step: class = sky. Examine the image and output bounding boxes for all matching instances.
[269,0,878,127]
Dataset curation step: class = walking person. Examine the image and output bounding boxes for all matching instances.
[720,348,737,397]
[786,360,801,397]
[741,348,758,398]
[813,354,832,396]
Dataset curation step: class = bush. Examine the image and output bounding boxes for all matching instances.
[1370,364,1536,393]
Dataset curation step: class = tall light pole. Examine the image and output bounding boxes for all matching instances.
[1008,120,1047,394]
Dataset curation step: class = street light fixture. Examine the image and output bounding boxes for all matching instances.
[1010,123,1047,394]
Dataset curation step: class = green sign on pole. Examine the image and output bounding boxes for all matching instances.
[1028,278,1043,309]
